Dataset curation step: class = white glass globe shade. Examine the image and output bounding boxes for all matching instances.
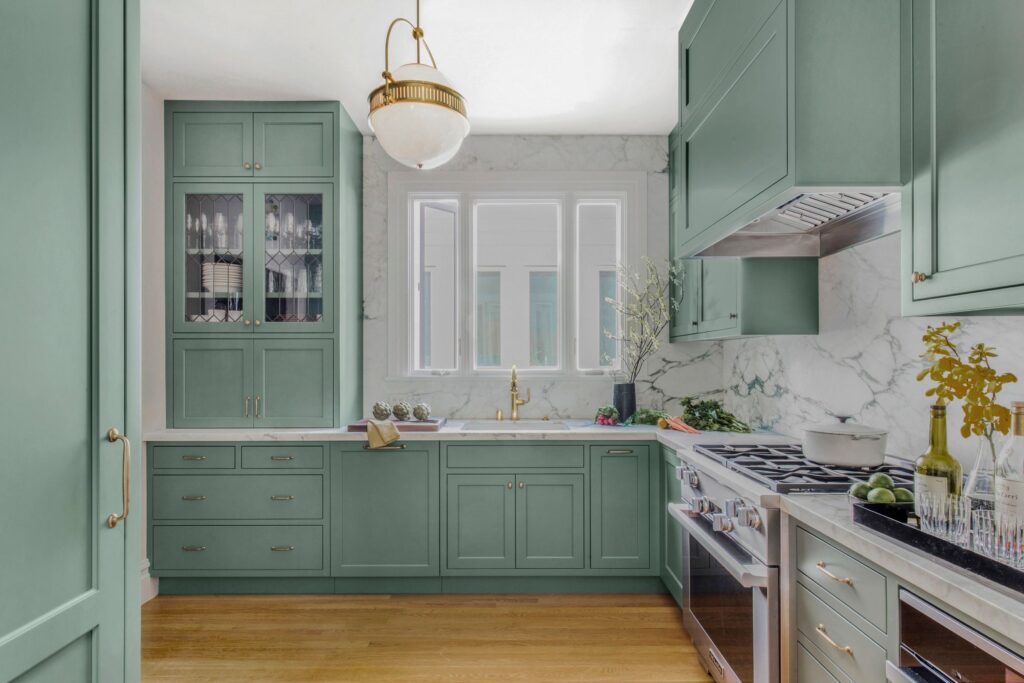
[369,63,470,170]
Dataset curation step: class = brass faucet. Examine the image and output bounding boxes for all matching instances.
[510,365,531,421]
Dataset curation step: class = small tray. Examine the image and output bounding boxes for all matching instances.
[347,418,447,433]
[851,500,1024,596]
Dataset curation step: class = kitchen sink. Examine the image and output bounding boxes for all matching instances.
[460,420,571,431]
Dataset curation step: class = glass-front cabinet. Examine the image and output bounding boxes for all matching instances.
[173,183,332,333]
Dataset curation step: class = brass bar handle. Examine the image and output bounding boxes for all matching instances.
[362,444,407,450]
[270,455,294,462]
[816,561,854,587]
[607,449,634,454]
[181,495,207,502]
[271,545,294,552]
[106,428,130,529]
[815,624,853,656]
[182,454,207,462]
[255,395,261,418]
[270,495,295,501]
[244,395,250,417]
[181,545,207,552]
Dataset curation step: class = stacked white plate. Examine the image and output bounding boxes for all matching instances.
[201,262,242,293]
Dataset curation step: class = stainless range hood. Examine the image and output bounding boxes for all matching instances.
[697,192,901,258]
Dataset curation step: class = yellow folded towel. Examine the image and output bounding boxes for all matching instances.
[366,419,401,449]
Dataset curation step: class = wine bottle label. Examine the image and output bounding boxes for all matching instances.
[995,477,1024,522]
[914,473,950,516]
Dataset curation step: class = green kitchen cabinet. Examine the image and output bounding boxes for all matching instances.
[903,0,1024,315]
[590,445,651,569]
[172,339,255,428]
[254,113,334,177]
[447,474,516,570]
[172,112,254,177]
[671,257,818,342]
[673,0,903,257]
[515,474,585,570]
[661,448,684,607]
[254,338,334,427]
[333,443,440,577]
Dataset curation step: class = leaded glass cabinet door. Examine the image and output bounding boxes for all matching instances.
[172,183,254,333]
[254,184,333,332]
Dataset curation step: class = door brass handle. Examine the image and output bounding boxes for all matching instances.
[254,162,262,170]
[816,561,854,587]
[254,320,262,326]
[181,454,207,462]
[518,481,525,489]
[507,481,513,489]
[181,545,207,552]
[270,495,295,501]
[181,495,207,502]
[106,428,130,529]
[244,319,252,327]
[255,395,261,418]
[815,624,853,656]
[271,545,294,552]
[244,395,251,417]
[270,455,294,462]
[607,449,634,454]
[911,271,929,284]
[243,162,252,170]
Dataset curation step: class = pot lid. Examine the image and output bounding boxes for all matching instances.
[804,417,887,437]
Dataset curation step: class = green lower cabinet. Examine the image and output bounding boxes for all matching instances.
[152,525,324,573]
[172,338,254,428]
[446,474,516,570]
[254,338,334,427]
[660,448,684,606]
[332,443,440,577]
[590,445,651,569]
[515,474,585,570]
[151,474,323,520]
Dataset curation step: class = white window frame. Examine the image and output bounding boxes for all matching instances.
[387,171,647,380]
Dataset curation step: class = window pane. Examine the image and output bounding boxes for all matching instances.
[474,202,561,369]
[414,200,457,371]
[576,202,621,370]
[476,272,501,367]
[530,272,558,367]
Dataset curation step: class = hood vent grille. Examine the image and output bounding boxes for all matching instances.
[774,192,887,231]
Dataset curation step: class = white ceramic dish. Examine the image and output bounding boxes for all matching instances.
[803,418,887,466]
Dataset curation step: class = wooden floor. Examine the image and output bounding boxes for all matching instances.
[142,593,713,682]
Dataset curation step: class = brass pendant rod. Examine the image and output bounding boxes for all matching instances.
[416,0,421,64]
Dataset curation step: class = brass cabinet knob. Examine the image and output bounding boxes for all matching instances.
[254,162,262,170]
[911,271,929,284]
[243,162,252,170]
[254,320,262,326]
[518,481,525,489]
[244,319,252,326]
[507,481,513,489]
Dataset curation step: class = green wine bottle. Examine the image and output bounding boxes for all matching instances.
[914,404,963,515]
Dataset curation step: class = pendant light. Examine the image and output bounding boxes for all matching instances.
[368,0,470,170]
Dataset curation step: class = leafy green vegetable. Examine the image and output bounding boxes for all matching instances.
[624,408,668,426]
[679,397,751,433]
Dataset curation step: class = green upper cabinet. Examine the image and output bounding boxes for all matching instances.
[673,0,903,258]
[903,0,1024,315]
[254,338,334,428]
[332,443,440,577]
[172,112,254,177]
[172,338,255,428]
[672,257,818,342]
[590,445,651,570]
[515,474,585,570]
[254,113,334,177]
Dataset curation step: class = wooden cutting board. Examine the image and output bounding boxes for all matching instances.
[346,418,447,433]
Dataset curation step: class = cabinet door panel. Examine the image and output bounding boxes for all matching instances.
[334,444,440,576]
[446,474,515,570]
[254,339,334,428]
[698,259,739,335]
[254,113,333,177]
[172,112,253,177]
[590,446,651,569]
[515,474,584,569]
[671,258,702,339]
[172,339,253,428]
[661,452,684,606]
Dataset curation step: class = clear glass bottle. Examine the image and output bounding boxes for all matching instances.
[995,402,1024,523]
[914,404,963,515]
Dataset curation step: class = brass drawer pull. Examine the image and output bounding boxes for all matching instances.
[607,449,634,454]
[363,444,406,450]
[271,545,294,552]
[816,561,854,587]
[270,495,295,501]
[105,428,131,529]
[181,495,207,502]
[270,455,295,461]
[181,455,207,462]
[181,545,207,552]
[815,624,853,656]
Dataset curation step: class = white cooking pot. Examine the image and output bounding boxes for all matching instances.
[802,417,887,467]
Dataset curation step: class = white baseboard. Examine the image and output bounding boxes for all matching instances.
[141,558,159,603]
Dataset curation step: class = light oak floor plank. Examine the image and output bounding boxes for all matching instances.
[142,594,713,682]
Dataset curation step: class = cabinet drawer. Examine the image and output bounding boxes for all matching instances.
[152,445,235,469]
[795,584,886,683]
[152,525,323,571]
[446,445,584,469]
[152,474,323,520]
[796,640,852,683]
[241,445,324,469]
[796,526,887,631]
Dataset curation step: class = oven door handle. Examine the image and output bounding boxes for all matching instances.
[668,503,768,589]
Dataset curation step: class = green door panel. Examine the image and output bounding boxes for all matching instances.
[172,112,254,177]
[333,444,440,576]
[172,339,254,428]
[683,3,788,239]
[152,525,323,572]
[151,474,323,520]
[446,474,515,570]
[907,0,1024,312]
[698,259,739,335]
[254,113,334,177]
[515,474,585,569]
[661,451,684,607]
[241,445,325,469]
[153,445,236,469]
[253,338,334,428]
[12,635,92,683]
[591,446,651,569]
[670,258,702,339]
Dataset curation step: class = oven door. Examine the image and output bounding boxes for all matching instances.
[669,504,779,683]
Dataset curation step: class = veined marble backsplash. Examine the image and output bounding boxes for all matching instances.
[362,135,723,419]
[723,232,1024,466]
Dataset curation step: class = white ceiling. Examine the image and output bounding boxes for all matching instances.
[141,0,693,135]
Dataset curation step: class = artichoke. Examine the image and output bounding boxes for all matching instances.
[392,401,412,421]
[413,402,432,421]
[371,401,392,420]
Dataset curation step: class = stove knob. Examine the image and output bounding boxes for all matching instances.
[674,465,690,482]
[712,514,735,533]
[737,507,762,530]
[686,470,701,488]
[695,496,713,514]
[724,498,744,517]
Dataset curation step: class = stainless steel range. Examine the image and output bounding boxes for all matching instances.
[666,442,913,683]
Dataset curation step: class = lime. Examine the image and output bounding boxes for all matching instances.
[867,487,896,504]
[848,483,871,500]
[893,487,914,503]
[867,473,895,490]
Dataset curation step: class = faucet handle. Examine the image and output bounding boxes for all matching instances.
[523,387,531,404]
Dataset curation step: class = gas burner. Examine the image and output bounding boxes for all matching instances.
[694,444,915,494]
